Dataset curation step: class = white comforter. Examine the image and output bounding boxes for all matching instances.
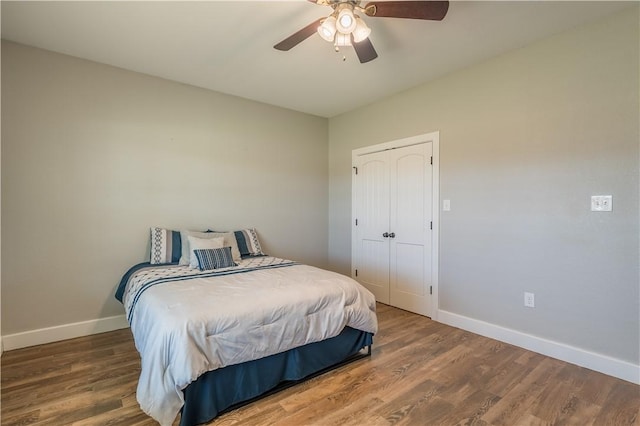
[124,257,378,425]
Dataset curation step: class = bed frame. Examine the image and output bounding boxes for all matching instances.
[179,327,373,426]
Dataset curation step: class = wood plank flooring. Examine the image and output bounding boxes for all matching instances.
[2,303,638,425]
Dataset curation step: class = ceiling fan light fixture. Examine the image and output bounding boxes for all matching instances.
[334,31,352,47]
[352,16,371,43]
[317,16,337,42]
[336,7,357,33]
[275,0,450,63]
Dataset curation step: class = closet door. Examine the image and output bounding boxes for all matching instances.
[353,142,433,317]
[354,150,390,303]
[389,143,432,316]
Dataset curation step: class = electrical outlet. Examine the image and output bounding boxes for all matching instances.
[524,292,535,308]
[591,195,612,212]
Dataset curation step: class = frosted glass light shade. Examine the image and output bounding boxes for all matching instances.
[317,16,337,42]
[336,8,357,33]
[352,16,371,43]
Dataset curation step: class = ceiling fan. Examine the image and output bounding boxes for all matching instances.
[274,0,449,63]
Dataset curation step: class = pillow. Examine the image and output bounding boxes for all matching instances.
[187,236,224,269]
[179,230,241,265]
[150,227,182,264]
[234,228,264,257]
[198,231,242,263]
[194,247,237,271]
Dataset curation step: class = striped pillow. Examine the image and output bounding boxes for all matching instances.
[194,247,237,271]
[234,228,264,257]
[150,227,182,264]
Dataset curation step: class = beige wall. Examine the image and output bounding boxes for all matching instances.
[1,41,2,354]
[1,7,638,373]
[328,8,639,364]
[1,41,328,335]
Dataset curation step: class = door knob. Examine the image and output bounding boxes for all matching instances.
[383,232,389,238]
[389,232,395,238]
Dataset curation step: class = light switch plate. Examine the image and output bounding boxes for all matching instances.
[443,200,451,211]
[591,195,612,212]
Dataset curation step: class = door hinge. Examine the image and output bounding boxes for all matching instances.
[355,218,358,226]
[430,285,433,295]
[355,269,358,277]
[430,221,433,230]
[430,156,433,165]
[353,166,358,175]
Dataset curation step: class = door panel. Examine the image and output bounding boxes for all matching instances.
[394,152,425,244]
[389,143,433,316]
[354,152,390,304]
[359,239,389,302]
[394,242,424,294]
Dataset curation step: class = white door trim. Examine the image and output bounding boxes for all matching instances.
[352,131,440,319]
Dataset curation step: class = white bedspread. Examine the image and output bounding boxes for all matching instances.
[124,257,378,425]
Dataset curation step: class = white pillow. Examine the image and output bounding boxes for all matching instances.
[179,230,242,265]
[187,236,224,269]
[203,232,242,263]
[179,231,220,265]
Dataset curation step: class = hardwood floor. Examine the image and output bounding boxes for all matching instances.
[2,303,638,425]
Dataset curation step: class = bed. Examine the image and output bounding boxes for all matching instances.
[115,228,378,426]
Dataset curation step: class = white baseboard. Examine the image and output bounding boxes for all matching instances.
[437,309,640,385]
[3,311,638,385]
[2,315,129,351]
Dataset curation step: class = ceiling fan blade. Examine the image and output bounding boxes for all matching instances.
[364,1,449,21]
[352,36,378,63]
[274,18,324,51]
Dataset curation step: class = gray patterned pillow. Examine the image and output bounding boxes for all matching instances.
[150,227,181,264]
[234,228,264,257]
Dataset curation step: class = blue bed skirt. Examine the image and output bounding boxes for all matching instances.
[180,327,373,426]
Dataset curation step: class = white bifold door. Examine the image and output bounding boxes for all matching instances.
[353,142,433,317]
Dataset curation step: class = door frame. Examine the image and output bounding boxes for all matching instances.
[352,131,440,320]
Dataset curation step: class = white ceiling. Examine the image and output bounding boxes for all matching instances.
[1,1,633,117]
